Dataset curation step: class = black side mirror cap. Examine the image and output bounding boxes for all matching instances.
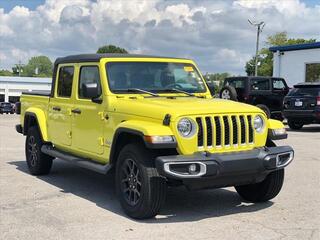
[83,83,100,99]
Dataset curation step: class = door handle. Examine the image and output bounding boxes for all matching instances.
[71,108,81,114]
[52,106,61,111]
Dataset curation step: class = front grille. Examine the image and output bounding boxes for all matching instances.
[196,115,254,150]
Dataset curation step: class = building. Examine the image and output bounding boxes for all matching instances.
[270,42,320,87]
[0,76,51,103]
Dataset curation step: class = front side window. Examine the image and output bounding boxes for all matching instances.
[78,66,102,98]
[57,66,74,97]
[273,79,286,90]
[106,62,206,93]
[250,78,270,91]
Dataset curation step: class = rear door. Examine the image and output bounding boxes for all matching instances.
[249,77,272,106]
[48,65,75,146]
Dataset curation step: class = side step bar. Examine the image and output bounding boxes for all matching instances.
[41,145,111,174]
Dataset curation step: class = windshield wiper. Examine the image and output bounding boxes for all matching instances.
[127,88,159,97]
[164,88,196,97]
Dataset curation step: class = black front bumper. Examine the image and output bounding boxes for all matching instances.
[155,146,294,190]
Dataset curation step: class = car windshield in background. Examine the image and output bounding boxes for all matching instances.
[106,62,206,94]
[288,87,320,96]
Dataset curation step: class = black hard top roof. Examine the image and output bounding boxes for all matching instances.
[54,54,189,66]
[225,76,284,80]
[294,82,320,88]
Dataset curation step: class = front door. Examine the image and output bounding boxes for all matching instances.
[271,78,289,112]
[48,65,75,147]
[72,64,105,155]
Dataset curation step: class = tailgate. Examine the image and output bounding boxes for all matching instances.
[284,96,317,110]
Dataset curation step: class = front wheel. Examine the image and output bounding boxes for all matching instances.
[288,119,303,130]
[235,169,284,202]
[115,143,167,219]
[25,126,53,175]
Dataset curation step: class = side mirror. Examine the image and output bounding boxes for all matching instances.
[206,81,215,96]
[83,83,102,103]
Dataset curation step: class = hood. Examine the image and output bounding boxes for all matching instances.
[112,96,263,120]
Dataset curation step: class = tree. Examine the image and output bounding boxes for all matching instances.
[203,72,233,93]
[0,69,13,76]
[245,32,316,76]
[97,45,128,54]
[23,56,53,77]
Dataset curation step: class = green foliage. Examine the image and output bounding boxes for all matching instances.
[245,32,317,76]
[23,56,53,77]
[203,72,233,94]
[0,69,13,76]
[97,45,128,54]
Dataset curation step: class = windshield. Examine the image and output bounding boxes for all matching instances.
[106,62,207,94]
[288,87,320,96]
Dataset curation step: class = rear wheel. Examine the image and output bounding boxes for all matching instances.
[256,104,271,119]
[25,126,53,175]
[115,143,167,219]
[288,119,303,130]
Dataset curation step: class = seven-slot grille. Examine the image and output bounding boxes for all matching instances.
[196,115,254,149]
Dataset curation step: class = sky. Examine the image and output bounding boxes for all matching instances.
[0,0,319,75]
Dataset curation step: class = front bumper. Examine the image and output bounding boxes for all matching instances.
[155,146,294,190]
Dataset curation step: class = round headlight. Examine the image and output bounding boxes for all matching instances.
[177,118,196,137]
[253,115,265,133]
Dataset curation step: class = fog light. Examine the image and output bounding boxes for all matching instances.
[189,164,197,173]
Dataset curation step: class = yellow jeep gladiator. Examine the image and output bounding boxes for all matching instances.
[16,54,294,219]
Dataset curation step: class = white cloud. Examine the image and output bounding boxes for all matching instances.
[0,0,319,74]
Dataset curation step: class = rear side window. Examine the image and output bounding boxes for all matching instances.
[57,66,74,97]
[250,78,270,91]
[78,66,102,98]
[225,79,244,88]
[273,79,286,90]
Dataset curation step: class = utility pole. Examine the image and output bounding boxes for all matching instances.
[15,60,24,76]
[248,19,265,76]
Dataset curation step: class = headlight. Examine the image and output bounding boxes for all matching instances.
[177,118,196,137]
[253,115,265,133]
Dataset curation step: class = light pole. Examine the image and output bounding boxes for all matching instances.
[248,19,265,76]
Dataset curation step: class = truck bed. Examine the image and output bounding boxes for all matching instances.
[20,93,50,128]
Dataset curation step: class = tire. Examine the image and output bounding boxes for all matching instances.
[235,169,284,202]
[220,86,238,101]
[25,126,53,175]
[235,139,284,202]
[115,143,167,219]
[256,104,271,119]
[287,119,303,130]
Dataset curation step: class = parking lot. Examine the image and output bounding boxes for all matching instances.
[0,114,319,240]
